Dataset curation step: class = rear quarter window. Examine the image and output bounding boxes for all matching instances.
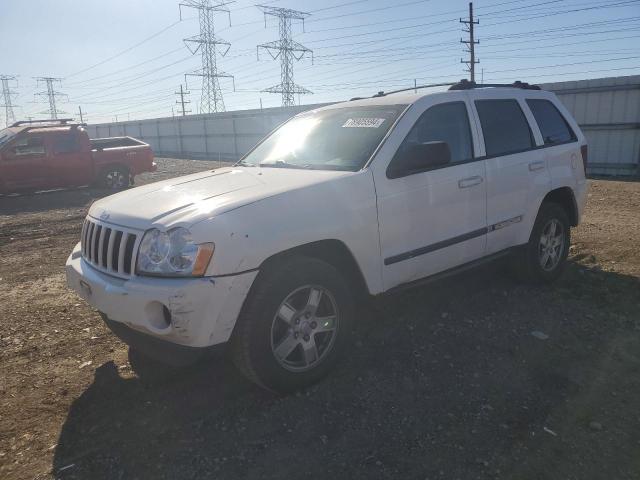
[526,99,576,145]
[475,99,534,157]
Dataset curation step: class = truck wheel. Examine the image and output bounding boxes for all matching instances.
[511,202,571,284]
[231,255,355,393]
[101,166,130,190]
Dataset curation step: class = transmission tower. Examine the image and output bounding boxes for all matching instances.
[34,77,67,119]
[175,84,192,116]
[460,2,479,82]
[1,75,18,126]
[180,0,234,113]
[257,5,313,107]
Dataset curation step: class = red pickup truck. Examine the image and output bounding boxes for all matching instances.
[0,119,156,194]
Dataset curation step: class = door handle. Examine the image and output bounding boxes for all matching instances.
[458,176,483,189]
[528,160,545,172]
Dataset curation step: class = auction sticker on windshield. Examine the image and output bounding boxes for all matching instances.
[342,118,386,128]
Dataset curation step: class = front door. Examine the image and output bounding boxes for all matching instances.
[1,134,48,191]
[371,95,487,291]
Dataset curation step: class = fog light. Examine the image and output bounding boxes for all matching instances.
[145,301,172,331]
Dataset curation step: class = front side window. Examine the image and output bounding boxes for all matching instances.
[239,105,406,171]
[394,101,474,165]
[53,133,81,154]
[527,99,576,145]
[475,99,533,157]
[12,136,45,156]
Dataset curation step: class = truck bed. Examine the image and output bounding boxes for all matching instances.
[90,136,146,151]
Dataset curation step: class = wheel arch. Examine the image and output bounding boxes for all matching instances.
[542,186,579,226]
[256,239,372,301]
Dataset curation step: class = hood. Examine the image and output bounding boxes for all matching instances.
[89,166,352,230]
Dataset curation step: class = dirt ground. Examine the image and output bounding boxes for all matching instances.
[1,158,639,480]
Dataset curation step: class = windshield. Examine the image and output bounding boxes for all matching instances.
[0,128,15,148]
[239,105,406,171]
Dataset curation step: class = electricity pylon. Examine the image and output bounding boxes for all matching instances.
[257,5,313,107]
[180,0,234,113]
[1,75,18,126]
[34,77,68,119]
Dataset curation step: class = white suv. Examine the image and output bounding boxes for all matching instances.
[66,81,588,392]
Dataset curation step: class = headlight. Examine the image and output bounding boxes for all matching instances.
[136,227,214,277]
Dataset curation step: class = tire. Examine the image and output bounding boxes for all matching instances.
[231,255,355,393]
[511,202,571,284]
[100,165,130,190]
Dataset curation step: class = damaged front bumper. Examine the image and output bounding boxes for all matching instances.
[65,242,257,351]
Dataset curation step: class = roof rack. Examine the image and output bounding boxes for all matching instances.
[10,118,75,127]
[350,82,458,101]
[448,79,540,90]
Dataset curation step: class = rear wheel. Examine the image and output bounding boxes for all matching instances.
[100,166,130,190]
[511,202,571,284]
[231,255,355,393]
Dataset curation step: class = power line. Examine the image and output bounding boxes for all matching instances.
[1,75,18,126]
[460,2,479,82]
[34,77,67,119]
[181,0,235,113]
[257,5,313,107]
[66,19,190,78]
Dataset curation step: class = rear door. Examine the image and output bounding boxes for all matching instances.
[1,134,48,191]
[371,94,487,290]
[48,131,93,188]
[470,93,550,254]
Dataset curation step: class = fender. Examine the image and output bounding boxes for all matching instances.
[189,170,385,295]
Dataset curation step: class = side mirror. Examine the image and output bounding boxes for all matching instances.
[389,141,451,178]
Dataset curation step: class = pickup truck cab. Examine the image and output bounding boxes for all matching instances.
[66,81,588,392]
[0,119,155,194]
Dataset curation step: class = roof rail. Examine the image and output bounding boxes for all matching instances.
[10,118,75,127]
[350,81,458,101]
[448,79,540,91]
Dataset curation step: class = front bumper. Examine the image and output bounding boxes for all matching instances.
[65,242,257,349]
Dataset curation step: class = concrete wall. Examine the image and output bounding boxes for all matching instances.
[86,75,640,176]
[85,103,329,162]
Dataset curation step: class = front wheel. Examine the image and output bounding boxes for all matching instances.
[231,256,355,393]
[511,202,571,284]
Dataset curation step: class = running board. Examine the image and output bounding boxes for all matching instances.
[383,248,516,296]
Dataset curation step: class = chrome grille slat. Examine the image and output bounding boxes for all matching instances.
[80,218,139,279]
[97,227,107,268]
[118,232,129,275]
[106,229,116,272]
[87,222,95,262]
[80,220,87,256]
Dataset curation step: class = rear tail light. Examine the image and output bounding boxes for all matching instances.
[580,144,588,175]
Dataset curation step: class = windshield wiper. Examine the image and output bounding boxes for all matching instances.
[258,160,313,169]
[235,159,255,167]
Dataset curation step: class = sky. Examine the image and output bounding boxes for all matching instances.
[1,0,639,124]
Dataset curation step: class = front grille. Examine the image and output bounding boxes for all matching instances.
[80,218,140,277]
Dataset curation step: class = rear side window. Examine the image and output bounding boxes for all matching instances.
[475,99,533,157]
[53,133,81,154]
[527,99,576,145]
[397,102,474,164]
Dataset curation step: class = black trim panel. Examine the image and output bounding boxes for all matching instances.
[384,215,523,266]
[384,227,487,266]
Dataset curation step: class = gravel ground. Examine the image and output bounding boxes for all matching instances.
[1,158,639,480]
